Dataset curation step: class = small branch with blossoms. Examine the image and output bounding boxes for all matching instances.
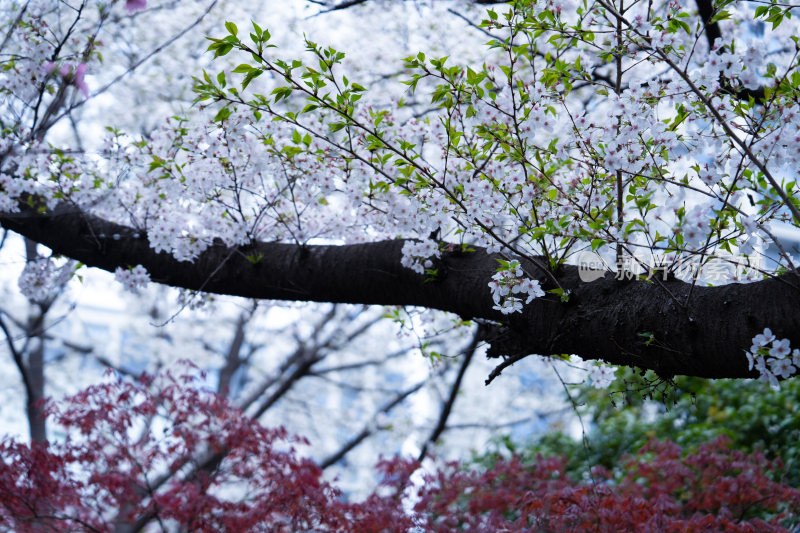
[114,264,151,294]
[746,328,799,387]
[489,259,545,315]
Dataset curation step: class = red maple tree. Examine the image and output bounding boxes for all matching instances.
[1,368,797,532]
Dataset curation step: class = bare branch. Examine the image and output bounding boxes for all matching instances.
[418,326,483,461]
[320,378,429,469]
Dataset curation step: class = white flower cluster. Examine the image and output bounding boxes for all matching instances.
[746,328,799,386]
[114,265,151,293]
[681,205,713,248]
[0,172,38,213]
[18,257,75,303]
[400,239,440,274]
[488,260,545,315]
[737,215,763,257]
[147,213,212,263]
[588,364,616,389]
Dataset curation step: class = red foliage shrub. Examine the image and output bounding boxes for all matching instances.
[388,436,800,532]
[1,368,797,532]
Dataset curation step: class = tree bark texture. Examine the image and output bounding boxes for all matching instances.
[3,203,799,380]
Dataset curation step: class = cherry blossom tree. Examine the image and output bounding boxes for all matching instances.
[1,2,571,498]
[3,2,800,525]
[1,0,800,452]
[3,0,799,387]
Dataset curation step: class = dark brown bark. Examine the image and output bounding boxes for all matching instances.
[0,310,45,442]
[216,309,250,397]
[24,325,46,443]
[23,240,47,443]
[2,202,799,380]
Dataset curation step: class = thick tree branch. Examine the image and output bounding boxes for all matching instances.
[2,203,799,380]
[694,0,721,48]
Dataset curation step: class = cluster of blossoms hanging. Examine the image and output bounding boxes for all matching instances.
[114,264,151,293]
[588,363,616,389]
[488,259,545,314]
[17,257,76,304]
[401,239,441,274]
[747,328,800,385]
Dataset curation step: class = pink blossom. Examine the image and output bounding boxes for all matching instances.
[125,0,146,13]
[769,357,796,379]
[42,62,89,97]
[73,63,89,98]
[770,338,792,359]
[753,328,775,347]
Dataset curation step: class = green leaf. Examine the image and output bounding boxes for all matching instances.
[766,63,777,77]
[246,253,263,264]
[214,43,234,58]
[214,106,231,122]
[225,21,238,37]
[241,69,263,90]
[710,10,730,23]
[548,287,571,302]
[271,86,292,102]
